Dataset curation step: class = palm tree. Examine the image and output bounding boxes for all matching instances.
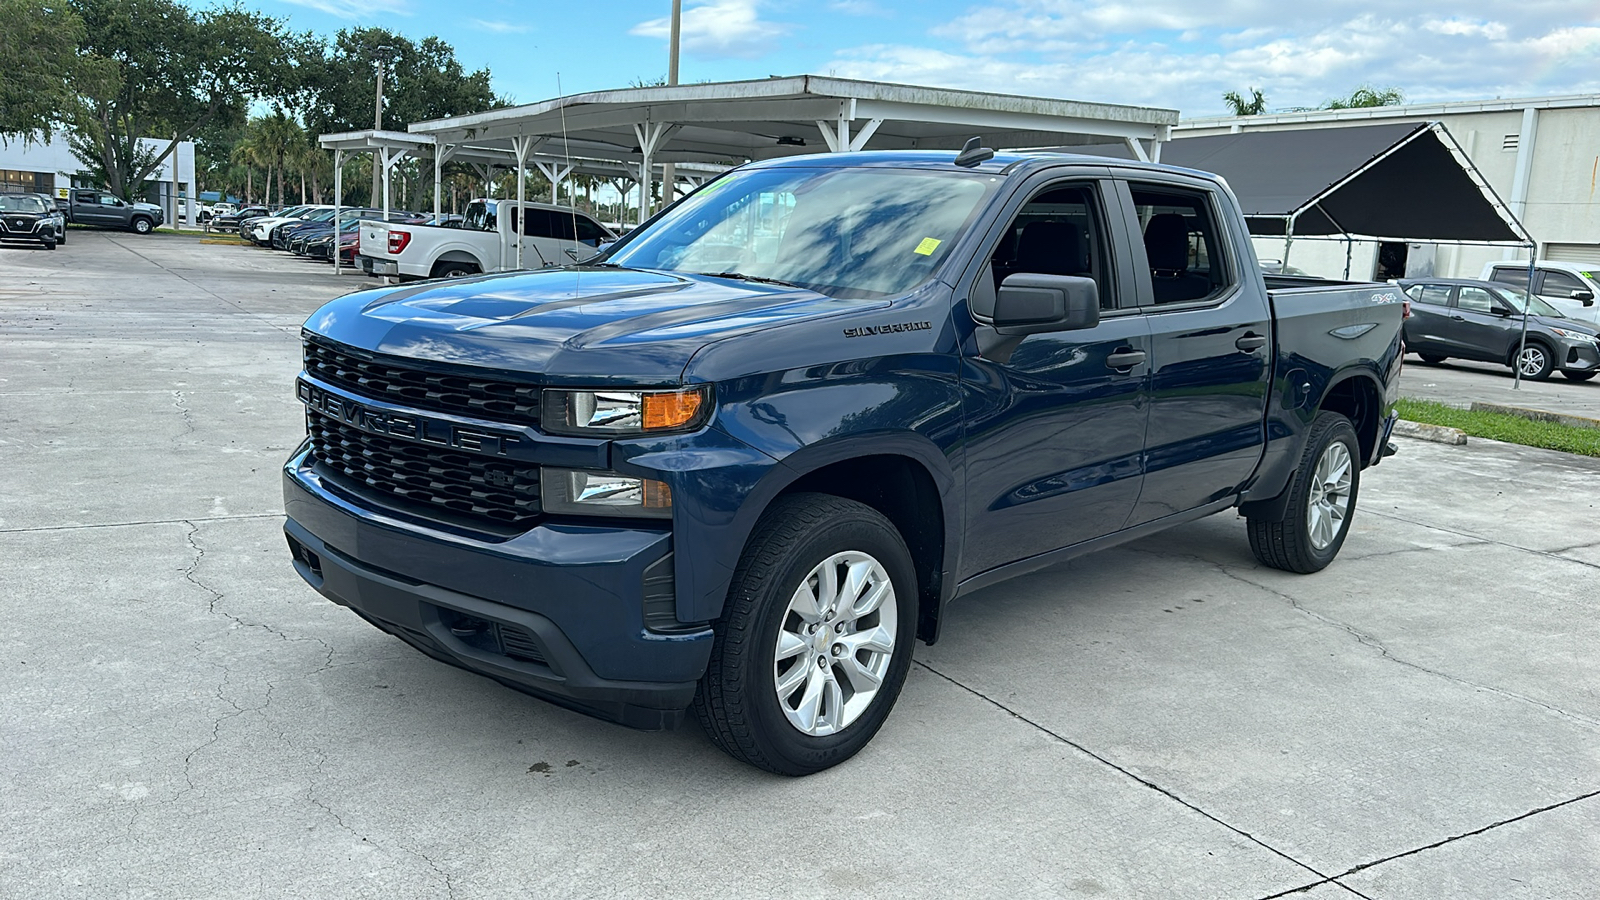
[1222,88,1267,116]
[256,113,304,207]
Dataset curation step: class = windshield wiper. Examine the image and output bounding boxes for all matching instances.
[697,271,804,289]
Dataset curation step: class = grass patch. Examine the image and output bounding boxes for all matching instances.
[1396,397,1600,458]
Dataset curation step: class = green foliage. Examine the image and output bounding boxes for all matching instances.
[1396,398,1600,457]
[0,1,84,140]
[65,0,296,198]
[300,27,498,137]
[1323,85,1405,110]
[1222,87,1266,116]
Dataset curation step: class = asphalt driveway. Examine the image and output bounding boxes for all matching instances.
[3,232,1597,899]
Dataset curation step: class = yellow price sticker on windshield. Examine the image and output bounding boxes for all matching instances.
[914,237,942,256]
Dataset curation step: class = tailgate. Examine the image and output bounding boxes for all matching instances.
[359,220,395,261]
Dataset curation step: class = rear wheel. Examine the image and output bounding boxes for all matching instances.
[1563,370,1597,382]
[1515,342,1555,380]
[695,493,917,776]
[1418,353,1447,364]
[1248,412,1361,574]
[432,261,479,278]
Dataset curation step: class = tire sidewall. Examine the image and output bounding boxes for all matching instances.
[741,507,918,773]
[132,217,152,235]
[1294,415,1361,568]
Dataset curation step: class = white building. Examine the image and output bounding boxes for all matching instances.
[1177,94,1600,280]
[0,132,197,225]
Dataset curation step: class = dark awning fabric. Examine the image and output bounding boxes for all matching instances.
[1068,122,1525,244]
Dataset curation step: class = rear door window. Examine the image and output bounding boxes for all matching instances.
[1127,184,1233,305]
[1487,266,1529,288]
[1406,284,1452,307]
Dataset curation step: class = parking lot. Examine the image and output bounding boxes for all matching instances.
[3,230,1598,899]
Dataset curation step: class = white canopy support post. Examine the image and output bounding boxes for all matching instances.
[1149,138,1162,164]
[815,120,840,152]
[512,135,537,270]
[848,118,883,151]
[333,149,344,275]
[534,161,574,206]
[433,142,459,220]
[379,147,392,221]
[1282,213,1297,268]
[1124,137,1151,162]
[632,120,672,220]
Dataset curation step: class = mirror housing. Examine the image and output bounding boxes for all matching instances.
[991,273,1100,335]
[1489,305,1513,317]
[1571,289,1595,306]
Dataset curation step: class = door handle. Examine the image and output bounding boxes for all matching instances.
[1106,348,1146,370]
[1235,332,1268,352]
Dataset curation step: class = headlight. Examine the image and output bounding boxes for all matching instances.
[541,387,708,436]
[541,467,671,518]
[1550,328,1599,344]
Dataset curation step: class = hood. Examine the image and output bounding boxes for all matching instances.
[305,266,884,384]
[1534,315,1599,336]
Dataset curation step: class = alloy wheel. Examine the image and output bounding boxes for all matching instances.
[773,550,898,737]
[1306,441,1353,551]
[1518,346,1548,377]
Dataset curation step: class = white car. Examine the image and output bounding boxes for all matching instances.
[246,205,331,245]
[1480,260,1600,325]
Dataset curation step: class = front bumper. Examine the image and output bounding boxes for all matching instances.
[0,218,53,243]
[1556,339,1600,373]
[282,447,711,730]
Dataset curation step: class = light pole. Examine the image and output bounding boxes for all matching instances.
[659,0,681,207]
[370,43,396,207]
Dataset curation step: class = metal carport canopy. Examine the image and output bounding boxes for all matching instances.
[1069,121,1529,245]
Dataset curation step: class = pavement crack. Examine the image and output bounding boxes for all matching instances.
[1217,565,1600,731]
[1,513,282,534]
[913,660,1332,884]
[1365,509,1600,573]
[1330,788,1600,882]
[172,390,196,443]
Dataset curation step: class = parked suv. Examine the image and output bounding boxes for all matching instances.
[1402,278,1600,381]
[67,189,163,234]
[0,193,63,249]
[1481,261,1600,326]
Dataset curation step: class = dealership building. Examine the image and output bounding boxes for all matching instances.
[0,132,197,225]
[1176,93,1600,280]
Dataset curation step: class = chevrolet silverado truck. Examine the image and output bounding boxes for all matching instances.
[358,199,616,280]
[284,147,1403,776]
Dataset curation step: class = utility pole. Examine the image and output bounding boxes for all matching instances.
[370,45,395,207]
[659,0,681,208]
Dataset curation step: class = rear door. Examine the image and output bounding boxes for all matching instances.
[959,172,1152,576]
[1117,177,1272,524]
[1402,283,1455,353]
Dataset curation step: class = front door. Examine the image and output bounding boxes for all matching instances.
[959,177,1151,578]
[1438,285,1516,361]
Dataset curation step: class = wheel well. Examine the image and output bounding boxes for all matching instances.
[1319,376,1380,464]
[1506,337,1551,366]
[782,455,944,643]
[431,255,481,277]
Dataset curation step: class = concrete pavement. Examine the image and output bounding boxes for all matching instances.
[3,231,1598,899]
[1399,356,1600,419]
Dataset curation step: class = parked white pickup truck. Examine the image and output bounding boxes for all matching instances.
[359,199,616,280]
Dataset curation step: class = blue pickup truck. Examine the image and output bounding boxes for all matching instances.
[284,147,1403,775]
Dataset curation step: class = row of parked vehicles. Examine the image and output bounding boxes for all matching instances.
[0,188,170,249]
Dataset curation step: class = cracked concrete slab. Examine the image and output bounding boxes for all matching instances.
[7,229,1600,899]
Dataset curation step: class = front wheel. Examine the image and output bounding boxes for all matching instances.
[130,217,153,235]
[1515,343,1555,380]
[695,493,918,776]
[1248,411,1361,574]
[1562,370,1596,382]
[1418,353,1447,364]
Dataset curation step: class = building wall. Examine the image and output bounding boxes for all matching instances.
[1178,96,1600,281]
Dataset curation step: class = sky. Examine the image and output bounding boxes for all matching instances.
[255,0,1600,117]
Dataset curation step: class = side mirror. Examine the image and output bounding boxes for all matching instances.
[991,273,1100,335]
[1489,305,1513,317]
[1571,289,1595,306]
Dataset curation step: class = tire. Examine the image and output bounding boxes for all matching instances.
[1563,370,1597,382]
[44,240,56,250]
[694,493,918,776]
[432,261,479,278]
[130,217,152,235]
[1418,353,1447,364]
[1514,342,1555,380]
[57,230,65,245]
[1248,411,1361,574]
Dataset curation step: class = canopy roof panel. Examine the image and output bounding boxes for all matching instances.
[409,75,1178,163]
[1067,122,1527,244]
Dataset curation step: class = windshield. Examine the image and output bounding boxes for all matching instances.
[1494,284,1564,318]
[0,195,49,213]
[604,166,998,298]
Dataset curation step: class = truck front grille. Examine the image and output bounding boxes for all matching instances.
[304,336,542,428]
[307,410,540,528]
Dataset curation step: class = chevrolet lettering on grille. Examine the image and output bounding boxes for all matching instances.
[297,380,519,456]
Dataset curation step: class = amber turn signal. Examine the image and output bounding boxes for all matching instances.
[642,391,704,430]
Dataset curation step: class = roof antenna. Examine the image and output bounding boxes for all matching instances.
[954,136,995,168]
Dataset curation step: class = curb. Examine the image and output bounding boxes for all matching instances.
[1468,402,1600,431]
[1393,419,1467,445]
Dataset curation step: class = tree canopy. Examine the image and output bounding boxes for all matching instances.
[301,27,497,137]
[0,1,84,140]
[1222,88,1267,117]
[1324,86,1405,110]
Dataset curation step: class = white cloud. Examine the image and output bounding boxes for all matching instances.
[837,2,1600,116]
[829,0,893,15]
[471,19,530,34]
[630,0,790,60]
[280,0,411,17]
